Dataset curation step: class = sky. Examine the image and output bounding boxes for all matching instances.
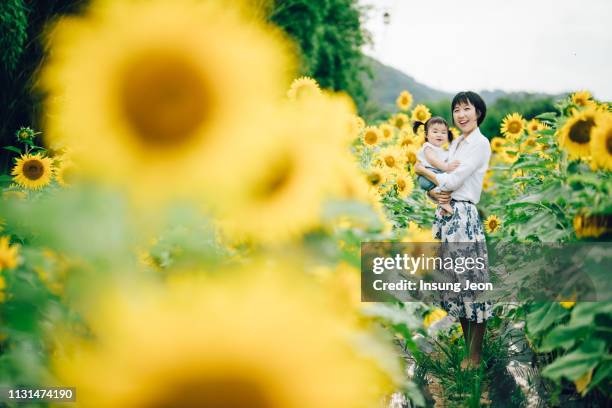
[359,0,612,100]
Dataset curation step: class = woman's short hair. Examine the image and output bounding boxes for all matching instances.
[451,91,487,125]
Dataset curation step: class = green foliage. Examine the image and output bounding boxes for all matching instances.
[270,0,371,110]
[0,0,28,75]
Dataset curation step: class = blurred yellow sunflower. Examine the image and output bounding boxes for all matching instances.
[364,167,388,190]
[590,113,612,171]
[450,127,459,139]
[558,107,601,159]
[402,146,418,165]
[40,0,294,206]
[363,126,382,146]
[392,173,414,198]
[391,113,410,129]
[0,236,19,271]
[52,266,399,407]
[411,104,431,123]
[217,99,352,243]
[379,123,394,140]
[500,113,525,139]
[396,90,413,111]
[377,146,405,170]
[527,119,543,135]
[54,160,78,187]
[573,214,609,238]
[490,137,505,152]
[484,215,501,234]
[423,308,447,329]
[571,90,595,108]
[287,76,321,101]
[11,153,54,190]
[398,130,417,149]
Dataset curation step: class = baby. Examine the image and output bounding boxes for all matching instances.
[414,117,459,215]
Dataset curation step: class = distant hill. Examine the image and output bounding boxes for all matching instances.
[363,56,562,111]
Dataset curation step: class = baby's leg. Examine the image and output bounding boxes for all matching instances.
[440,202,454,215]
[432,185,453,215]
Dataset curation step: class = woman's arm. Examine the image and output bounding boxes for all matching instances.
[435,140,490,191]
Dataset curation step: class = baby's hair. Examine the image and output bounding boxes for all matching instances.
[413,116,453,142]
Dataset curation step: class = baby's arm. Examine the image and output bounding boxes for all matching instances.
[424,147,459,172]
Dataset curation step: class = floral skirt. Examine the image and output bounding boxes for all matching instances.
[432,200,494,323]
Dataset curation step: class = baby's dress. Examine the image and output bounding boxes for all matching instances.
[416,142,448,191]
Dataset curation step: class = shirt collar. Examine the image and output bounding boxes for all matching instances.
[460,127,481,144]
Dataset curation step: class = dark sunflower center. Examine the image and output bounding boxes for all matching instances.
[251,154,294,201]
[606,130,612,155]
[568,118,595,145]
[365,132,377,144]
[146,377,272,408]
[508,121,521,134]
[23,159,44,180]
[367,172,381,186]
[119,50,212,149]
[416,112,426,121]
[384,156,395,167]
[489,220,497,229]
[397,179,406,190]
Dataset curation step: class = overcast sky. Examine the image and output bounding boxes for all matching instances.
[360,0,612,100]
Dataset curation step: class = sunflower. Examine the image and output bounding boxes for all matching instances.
[392,173,414,198]
[484,215,501,234]
[402,146,418,165]
[0,236,19,271]
[53,265,399,407]
[526,119,543,135]
[390,113,410,130]
[571,90,595,108]
[287,76,321,101]
[558,107,601,159]
[54,160,78,187]
[423,308,447,329]
[490,137,505,152]
[379,123,394,140]
[363,126,382,146]
[573,214,610,238]
[364,167,388,190]
[396,90,413,111]
[347,115,365,140]
[0,276,5,303]
[217,99,352,243]
[11,153,54,190]
[397,130,416,149]
[520,135,539,153]
[15,126,36,141]
[450,127,459,139]
[377,146,404,170]
[500,113,525,139]
[411,104,431,123]
[40,0,294,206]
[590,112,612,171]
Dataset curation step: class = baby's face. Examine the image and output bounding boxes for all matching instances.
[427,123,448,147]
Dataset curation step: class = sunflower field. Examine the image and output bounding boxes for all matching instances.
[0,0,611,407]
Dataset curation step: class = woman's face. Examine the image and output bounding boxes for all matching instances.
[453,100,478,134]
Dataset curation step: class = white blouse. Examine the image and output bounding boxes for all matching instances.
[434,127,491,204]
[416,142,449,169]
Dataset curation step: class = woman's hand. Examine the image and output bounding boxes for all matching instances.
[428,190,451,204]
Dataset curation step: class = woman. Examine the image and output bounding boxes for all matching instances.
[415,91,493,369]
